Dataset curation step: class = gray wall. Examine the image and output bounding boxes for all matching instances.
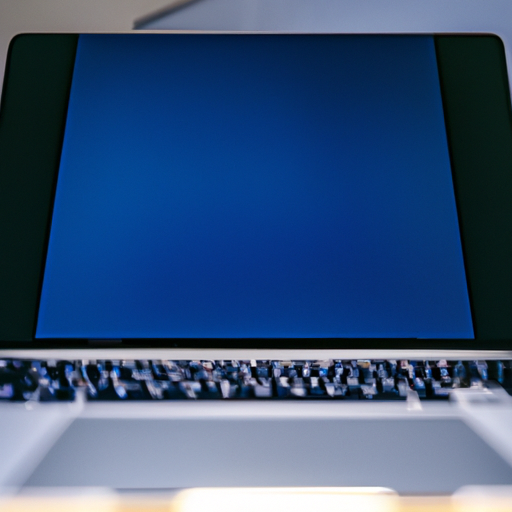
[2,0,512,94]
[136,0,512,94]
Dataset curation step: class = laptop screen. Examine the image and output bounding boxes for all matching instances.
[35,34,473,339]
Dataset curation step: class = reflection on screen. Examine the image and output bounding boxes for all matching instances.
[36,34,473,338]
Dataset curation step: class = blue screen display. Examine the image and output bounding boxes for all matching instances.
[36,34,474,339]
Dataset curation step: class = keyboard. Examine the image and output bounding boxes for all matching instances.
[1,358,510,402]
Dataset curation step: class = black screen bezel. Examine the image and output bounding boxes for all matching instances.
[1,33,511,350]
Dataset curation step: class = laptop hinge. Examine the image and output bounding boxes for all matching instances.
[87,339,123,346]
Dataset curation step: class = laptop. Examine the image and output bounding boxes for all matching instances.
[1,32,512,501]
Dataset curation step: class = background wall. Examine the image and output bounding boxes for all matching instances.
[2,0,512,95]
[136,0,512,96]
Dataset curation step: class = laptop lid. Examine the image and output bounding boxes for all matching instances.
[0,33,511,350]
